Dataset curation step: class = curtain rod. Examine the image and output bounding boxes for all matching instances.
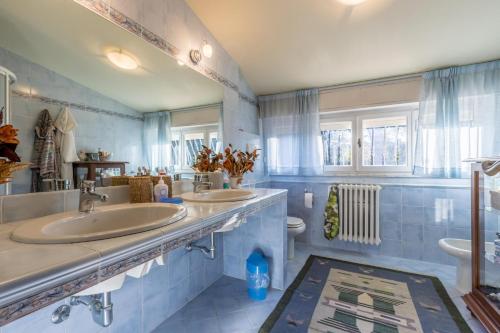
[159,102,222,114]
[258,73,422,98]
[318,72,422,92]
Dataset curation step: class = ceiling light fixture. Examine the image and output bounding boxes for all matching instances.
[202,40,213,58]
[336,0,368,6]
[106,50,138,70]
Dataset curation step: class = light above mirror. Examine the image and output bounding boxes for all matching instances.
[336,0,368,5]
[202,41,213,58]
[106,50,139,70]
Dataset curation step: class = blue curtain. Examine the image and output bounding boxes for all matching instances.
[259,89,323,176]
[414,61,500,178]
[143,111,172,172]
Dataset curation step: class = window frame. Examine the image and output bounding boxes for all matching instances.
[171,123,219,173]
[320,103,418,176]
[321,116,357,173]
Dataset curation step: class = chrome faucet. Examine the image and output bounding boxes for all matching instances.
[79,180,108,213]
[193,173,212,193]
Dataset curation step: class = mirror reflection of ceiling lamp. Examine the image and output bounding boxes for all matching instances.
[106,50,138,70]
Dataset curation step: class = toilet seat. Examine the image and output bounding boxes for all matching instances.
[287,217,304,228]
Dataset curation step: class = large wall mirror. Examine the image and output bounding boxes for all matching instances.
[0,0,224,194]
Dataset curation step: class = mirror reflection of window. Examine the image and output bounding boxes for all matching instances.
[184,132,205,167]
[171,125,219,173]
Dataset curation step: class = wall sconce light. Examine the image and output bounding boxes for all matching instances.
[189,40,213,65]
[202,40,213,58]
[190,49,202,65]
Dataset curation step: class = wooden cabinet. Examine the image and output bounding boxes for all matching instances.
[72,161,127,188]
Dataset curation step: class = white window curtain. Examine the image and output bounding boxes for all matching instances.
[143,111,172,171]
[259,89,323,176]
[217,103,224,152]
[414,61,500,178]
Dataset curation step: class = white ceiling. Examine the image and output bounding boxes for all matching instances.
[186,0,500,95]
[0,0,223,112]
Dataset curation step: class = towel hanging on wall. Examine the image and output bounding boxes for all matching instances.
[31,109,60,191]
[323,185,339,240]
[54,107,79,181]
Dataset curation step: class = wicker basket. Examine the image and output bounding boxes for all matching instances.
[111,176,130,186]
[129,177,153,203]
[151,175,173,198]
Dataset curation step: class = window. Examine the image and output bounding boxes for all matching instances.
[321,121,353,168]
[171,124,219,172]
[320,104,416,174]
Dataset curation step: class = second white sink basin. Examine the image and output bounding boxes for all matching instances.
[181,189,257,203]
[11,203,187,244]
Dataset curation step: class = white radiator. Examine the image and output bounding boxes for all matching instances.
[336,184,382,245]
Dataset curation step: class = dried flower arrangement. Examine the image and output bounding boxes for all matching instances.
[192,145,223,172]
[222,144,259,179]
[0,124,29,184]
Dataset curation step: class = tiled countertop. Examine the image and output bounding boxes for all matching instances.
[0,188,287,326]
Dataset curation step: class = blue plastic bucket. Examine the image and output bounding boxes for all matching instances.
[246,251,270,300]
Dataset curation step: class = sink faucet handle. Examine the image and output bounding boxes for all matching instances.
[81,180,96,193]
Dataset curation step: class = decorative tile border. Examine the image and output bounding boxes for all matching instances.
[0,270,99,326]
[12,90,144,122]
[73,0,258,107]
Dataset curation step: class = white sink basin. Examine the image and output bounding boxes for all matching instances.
[11,203,187,244]
[180,189,257,203]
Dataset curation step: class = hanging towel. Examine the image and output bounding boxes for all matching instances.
[54,107,79,180]
[31,109,59,191]
[323,185,339,240]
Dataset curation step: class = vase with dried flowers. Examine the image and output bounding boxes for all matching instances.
[222,144,259,189]
[0,124,29,184]
[192,145,224,189]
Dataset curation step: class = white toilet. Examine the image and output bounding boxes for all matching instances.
[287,217,306,259]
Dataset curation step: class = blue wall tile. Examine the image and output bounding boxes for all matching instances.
[380,204,402,223]
[380,186,402,205]
[402,187,424,207]
[402,224,423,242]
[402,206,424,225]
[380,220,402,240]
[423,188,448,208]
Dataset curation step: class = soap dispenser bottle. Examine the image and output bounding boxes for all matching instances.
[154,176,169,202]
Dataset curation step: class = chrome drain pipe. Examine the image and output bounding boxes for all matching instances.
[185,232,216,260]
[68,291,113,327]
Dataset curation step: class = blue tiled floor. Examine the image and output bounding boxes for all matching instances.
[153,243,487,333]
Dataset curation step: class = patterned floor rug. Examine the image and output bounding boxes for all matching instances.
[260,255,472,333]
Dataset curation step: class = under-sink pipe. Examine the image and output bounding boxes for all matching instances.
[185,232,216,260]
[69,292,113,327]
